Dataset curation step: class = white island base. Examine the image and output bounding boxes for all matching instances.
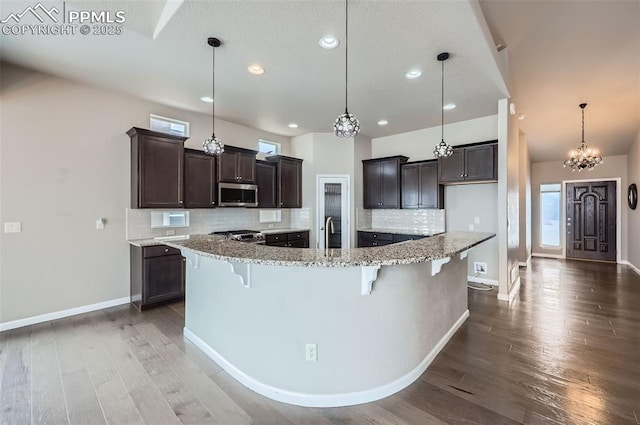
[180,251,469,407]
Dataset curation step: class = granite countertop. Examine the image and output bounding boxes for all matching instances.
[161,231,495,268]
[127,235,191,247]
[356,227,443,236]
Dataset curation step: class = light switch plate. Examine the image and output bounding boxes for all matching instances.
[474,217,480,224]
[4,222,22,233]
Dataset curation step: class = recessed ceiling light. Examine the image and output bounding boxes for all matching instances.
[405,69,422,79]
[319,35,339,49]
[288,123,299,129]
[248,64,265,75]
[200,96,214,103]
[443,103,456,110]
[377,120,388,126]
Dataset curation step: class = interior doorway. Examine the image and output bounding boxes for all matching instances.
[316,176,350,249]
[565,180,617,262]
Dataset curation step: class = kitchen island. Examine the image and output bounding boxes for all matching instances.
[163,231,494,407]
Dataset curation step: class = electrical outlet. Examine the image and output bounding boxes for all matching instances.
[474,262,488,275]
[305,344,317,361]
[96,218,105,229]
[474,217,480,224]
[165,229,176,236]
[4,222,21,233]
[468,224,475,231]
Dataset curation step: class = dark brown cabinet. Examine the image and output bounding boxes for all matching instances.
[130,244,185,310]
[357,231,426,247]
[401,160,444,209]
[266,156,303,208]
[255,160,278,208]
[217,145,257,183]
[438,141,497,184]
[265,230,309,248]
[184,149,216,208]
[362,156,408,209]
[128,127,186,208]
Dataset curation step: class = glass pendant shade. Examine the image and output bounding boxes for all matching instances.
[563,103,602,172]
[203,134,224,155]
[433,139,453,158]
[334,109,360,138]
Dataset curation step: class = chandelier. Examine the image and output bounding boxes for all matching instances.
[563,103,602,172]
[203,37,224,156]
[333,0,360,138]
[433,52,453,158]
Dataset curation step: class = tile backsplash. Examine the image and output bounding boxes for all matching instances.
[360,208,445,233]
[126,208,291,240]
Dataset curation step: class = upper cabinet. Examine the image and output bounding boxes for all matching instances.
[438,141,497,184]
[128,127,186,208]
[267,155,303,208]
[184,148,217,208]
[217,145,257,183]
[255,160,278,208]
[401,160,444,209]
[363,156,408,209]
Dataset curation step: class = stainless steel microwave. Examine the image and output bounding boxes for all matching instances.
[218,182,259,207]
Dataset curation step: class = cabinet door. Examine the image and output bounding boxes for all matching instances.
[143,255,185,304]
[363,162,380,208]
[218,151,239,183]
[238,152,256,183]
[279,159,302,208]
[184,152,216,208]
[287,239,308,248]
[419,162,442,208]
[401,164,420,209]
[380,159,400,208]
[256,161,278,208]
[465,144,497,181]
[140,135,184,207]
[438,149,465,183]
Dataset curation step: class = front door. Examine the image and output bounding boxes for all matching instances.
[566,181,616,262]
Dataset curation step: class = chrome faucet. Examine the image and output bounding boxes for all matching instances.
[324,216,335,250]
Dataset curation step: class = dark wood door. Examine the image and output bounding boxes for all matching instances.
[380,159,400,208]
[465,143,497,181]
[143,255,185,304]
[566,181,616,262]
[279,158,302,208]
[419,161,442,208]
[184,150,216,208]
[438,149,465,183]
[238,152,256,183]
[401,164,420,209]
[139,135,184,208]
[256,161,277,208]
[363,161,380,208]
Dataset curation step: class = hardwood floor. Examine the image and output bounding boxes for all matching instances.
[1,258,639,424]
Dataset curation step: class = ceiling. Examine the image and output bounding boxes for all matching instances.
[0,1,637,162]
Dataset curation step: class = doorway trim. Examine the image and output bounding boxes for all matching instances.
[316,175,351,250]
[561,177,621,263]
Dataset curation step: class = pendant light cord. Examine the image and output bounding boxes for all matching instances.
[212,44,216,135]
[581,106,585,146]
[441,57,444,142]
[345,0,349,113]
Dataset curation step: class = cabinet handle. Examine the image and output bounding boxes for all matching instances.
[460,174,464,178]
[164,248,169,253]
[373,242,378,246]
[373,234,377,238]
[212,201,215,205]
[179,200,183,204]
[280,202,283,206]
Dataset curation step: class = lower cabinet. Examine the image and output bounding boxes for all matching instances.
[357,231,425,247]
[265,231,309,248]
[130,245,185,310]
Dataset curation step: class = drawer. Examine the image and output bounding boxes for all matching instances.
[265,233,287,244]
[393,234,426,243]
[358,232,394,242]
[267,241,289,247]
[288,231,309,241]
[143,245,182,258]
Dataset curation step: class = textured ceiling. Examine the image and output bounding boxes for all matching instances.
[0,0,508,140]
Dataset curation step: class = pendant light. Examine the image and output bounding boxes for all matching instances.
[563,103,603,172]
[433,52,453,158]
[203,37,224,156]
[333,0,360,138]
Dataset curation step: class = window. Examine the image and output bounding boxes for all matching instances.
[150,114,190,137]
[540,183,561,248]
[258,139,280,155]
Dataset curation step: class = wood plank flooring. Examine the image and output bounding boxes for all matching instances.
[1,258,639,424]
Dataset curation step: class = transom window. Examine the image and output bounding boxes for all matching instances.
[258,139,280,155]
[150,114,190,137]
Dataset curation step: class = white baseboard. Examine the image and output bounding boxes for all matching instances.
[184,309,470,407]
[619,260,640,276]
[467,276,498,286]
[498,276,521,303]
[518,255,532,268]
[0,297,130,332]
[532,253,564,259]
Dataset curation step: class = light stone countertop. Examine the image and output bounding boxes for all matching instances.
[161,231,495,268]
[126,235,191,247]
[356,227,443,236]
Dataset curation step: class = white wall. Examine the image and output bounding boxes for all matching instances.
[628,131,640,271]
[372,115,501,284]
[0,63,291,323]
[531,155,629,261]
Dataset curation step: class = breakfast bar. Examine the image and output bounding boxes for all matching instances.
[164,231,494,407]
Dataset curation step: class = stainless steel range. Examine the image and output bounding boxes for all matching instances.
[210,229,265,244]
